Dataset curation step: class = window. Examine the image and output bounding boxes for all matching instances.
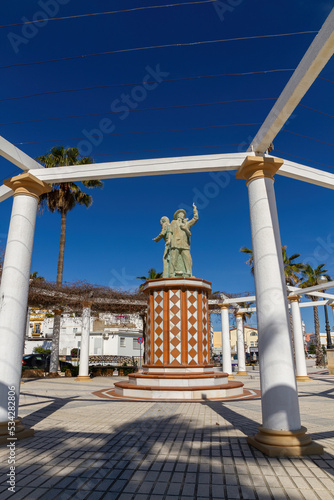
[133,338,140,350]
[120,337,126,348]
[73,328,78,333]
[250,331,257,336]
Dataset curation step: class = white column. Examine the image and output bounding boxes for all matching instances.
[289,297,310,381]
[236,313,247,375]
[76,303,92,381]
[220,304,232,377]
[0,173,50,428]
[236,156,322,456]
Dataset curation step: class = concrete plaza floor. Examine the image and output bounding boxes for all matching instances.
[1,362,334,499]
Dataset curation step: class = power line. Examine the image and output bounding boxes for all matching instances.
[0,1,216,28]
[299,103,334,120]
[0,98,276,126]
[90,143,245,156]
[0,31,317,71]
[274,149,334,170]
[318,76,334,85]
[0,69,295,103]
[283,129,334,148]
[14,122,262,146]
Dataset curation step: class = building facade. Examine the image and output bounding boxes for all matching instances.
[25,310,144,358]
[213,326,258,355]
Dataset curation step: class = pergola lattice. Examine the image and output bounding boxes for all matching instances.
[0,8,333,455]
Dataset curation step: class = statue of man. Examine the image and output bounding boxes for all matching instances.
[153,216,171,278]
[169,203,198,277]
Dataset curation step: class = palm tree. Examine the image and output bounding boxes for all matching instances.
[282,246,305,286]
[30,271,45,281]
[234,301,254,324]
[240,247,254,275]
[300,264,331,367]
[37,146,103,373]
[240,245,304,284]
[137,268,163,286]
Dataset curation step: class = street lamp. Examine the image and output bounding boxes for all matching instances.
[317,275,333,349]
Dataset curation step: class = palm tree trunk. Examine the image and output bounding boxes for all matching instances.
[57,210,67,285]
[312,299,323,367]
[49,313,61,373]
[50,210,67,374]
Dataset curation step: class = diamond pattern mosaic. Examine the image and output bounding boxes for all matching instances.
[202,292,209,364]
[187,290,198,365]
[153,290,164,365]
[146,297,151,364]
[169,289,182,365]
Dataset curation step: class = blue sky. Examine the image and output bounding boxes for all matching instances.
[1,0,334,332]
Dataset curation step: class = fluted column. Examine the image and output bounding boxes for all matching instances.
[236,156,322,456]
[0,173,51,443]
[236,312,247,376]
[76,302,92,381]
[289,296,311,382]
[219,303,233,378]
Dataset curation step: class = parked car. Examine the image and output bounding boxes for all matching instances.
[22,353,50,370]
[22,354,73,372]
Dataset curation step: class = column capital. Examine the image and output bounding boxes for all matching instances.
[329,302,334,309]
[53,309,63,315]
[218,303,230,310]
[235,156,284,185]
[235,311,244,318]
[289,295,300,303]
[4,172,51,200]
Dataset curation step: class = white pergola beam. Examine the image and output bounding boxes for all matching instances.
[220,296,256,305]
[21,155,334,189]
[275,157,334,190]
[1,152,334,205]
[0,135,42,172]
[26,153,249,184]
[249,8,334,154]
[288,282,334,297]
[299,300,329,307]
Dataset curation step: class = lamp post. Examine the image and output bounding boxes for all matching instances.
[317,276,333,349]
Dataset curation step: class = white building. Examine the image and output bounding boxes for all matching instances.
[25,310,144,359]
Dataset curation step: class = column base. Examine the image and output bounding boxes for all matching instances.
[296,375,313,382]
[227,374,235,380]
[74,375,92,382]
[247,425,324,457]
[0,418,34,445]
[236,371,248,376]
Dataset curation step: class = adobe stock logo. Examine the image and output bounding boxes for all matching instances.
[77,64,169,156]
[7,0,71,54]
[212,0,244,22]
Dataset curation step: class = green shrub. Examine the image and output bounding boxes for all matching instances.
[89,364,136,377]
[33,347,51,355]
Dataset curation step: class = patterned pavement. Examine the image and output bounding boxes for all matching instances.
[0,366,334,499]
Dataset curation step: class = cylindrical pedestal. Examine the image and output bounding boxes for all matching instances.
[114,278,244,400]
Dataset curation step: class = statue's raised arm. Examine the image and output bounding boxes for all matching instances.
[187,203,199,228]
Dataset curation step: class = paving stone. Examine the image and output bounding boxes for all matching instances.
[0,372,332,500]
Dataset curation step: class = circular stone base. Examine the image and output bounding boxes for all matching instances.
[74,376,92,382]
[248,425,324,457]
[296,375,313,382]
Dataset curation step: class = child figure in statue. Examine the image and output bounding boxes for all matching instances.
[153,216,171,278]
